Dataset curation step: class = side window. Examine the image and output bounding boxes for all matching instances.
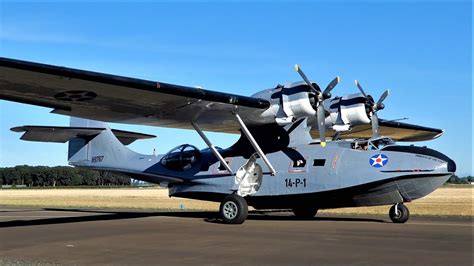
[289,158,307,173]
[293,159,306,168]
[313,159,326,166]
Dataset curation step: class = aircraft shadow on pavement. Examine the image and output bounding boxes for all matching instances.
[0,209,40,213]
[0,208,386,228]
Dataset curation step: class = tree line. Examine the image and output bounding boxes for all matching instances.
[0,165,131,187]
[448,175,473,184]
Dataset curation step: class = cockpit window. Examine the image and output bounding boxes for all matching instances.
[351,137,394,151]
[351,140,369,151]
[370,137,395,150]
[160,144,201,171]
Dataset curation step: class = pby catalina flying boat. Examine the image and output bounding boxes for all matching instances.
[0,58,455,224]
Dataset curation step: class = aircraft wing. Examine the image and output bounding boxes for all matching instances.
[311,120,444,142]
[0,57,270,134]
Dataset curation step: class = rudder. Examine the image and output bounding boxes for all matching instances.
[67,117,138,168]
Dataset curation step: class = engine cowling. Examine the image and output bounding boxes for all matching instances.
[340,93,372,125]
[257,84,317,125]
[281,87,316,118]
[255,85,372,131]
[325,93,371,129]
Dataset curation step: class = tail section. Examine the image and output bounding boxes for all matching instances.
[11,117,157,170]
[67,117,138,168]
[11,118,186,185]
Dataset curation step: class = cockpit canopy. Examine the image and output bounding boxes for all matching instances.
[160,144,201,171]
[351,137,395,151]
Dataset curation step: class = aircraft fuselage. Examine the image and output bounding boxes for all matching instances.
[83,137,454,211]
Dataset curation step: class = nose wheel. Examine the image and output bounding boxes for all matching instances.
[389,203,410,223]
[219,194,248,224]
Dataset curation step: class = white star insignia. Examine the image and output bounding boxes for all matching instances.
[370,154,388,167]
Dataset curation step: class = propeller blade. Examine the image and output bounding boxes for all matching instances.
[377,89,390,106]
[371,112,380,138]
[317,104,327,147]
[323,76,340,95]
[354,80,368,98]
[294,64,321,93]
[353,81,387,138]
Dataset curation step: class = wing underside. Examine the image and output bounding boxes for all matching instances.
[310,120,443,142]
[0,57,270,134]
[1,57,444,142]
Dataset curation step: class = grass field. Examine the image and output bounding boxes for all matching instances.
[0,186,472,217]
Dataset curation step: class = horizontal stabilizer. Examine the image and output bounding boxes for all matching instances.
[11,126,104,143]
[11,126,156,145]
[110,129,156,145]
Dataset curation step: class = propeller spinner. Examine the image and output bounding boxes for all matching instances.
[294,64,340,147]
[354,80,389,138]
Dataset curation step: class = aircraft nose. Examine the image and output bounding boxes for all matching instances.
[382,145,456,173]
[447,158,456,173]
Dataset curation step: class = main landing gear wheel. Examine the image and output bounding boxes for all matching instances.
[292,206,318,220]
[219,194,248,224]
[389,203,410,223]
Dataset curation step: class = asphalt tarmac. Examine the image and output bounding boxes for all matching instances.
[0,207,472,265]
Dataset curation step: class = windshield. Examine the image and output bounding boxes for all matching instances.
[351,137,394,151]
[369,137,395,150]
[160,144,201,171]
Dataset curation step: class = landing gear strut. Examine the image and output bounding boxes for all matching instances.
[219,194,248,224]
[389,203,409,223]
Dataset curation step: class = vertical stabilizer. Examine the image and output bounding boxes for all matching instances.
[68,117,138,168]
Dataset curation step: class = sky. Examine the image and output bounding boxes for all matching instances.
[0,1,472,176]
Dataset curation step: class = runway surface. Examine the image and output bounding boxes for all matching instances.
[0,207,472,265]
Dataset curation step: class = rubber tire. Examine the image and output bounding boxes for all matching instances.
[219,194,248,224]
[292,206,318,220]
[389,203,410,223]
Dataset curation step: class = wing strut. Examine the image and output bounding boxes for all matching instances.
[191,122,234,175]
[234,113,277,176]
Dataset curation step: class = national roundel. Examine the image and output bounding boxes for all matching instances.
[369,154,389,168]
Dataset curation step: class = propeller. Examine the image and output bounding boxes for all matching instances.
[354,80,389,138]
[294,64,340,147]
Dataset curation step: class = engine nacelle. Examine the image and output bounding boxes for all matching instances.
[281,90,316,118]
[325,93,371,130]
[255,86,372,130]
[257,84,317,125]
[340,93,371,125]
